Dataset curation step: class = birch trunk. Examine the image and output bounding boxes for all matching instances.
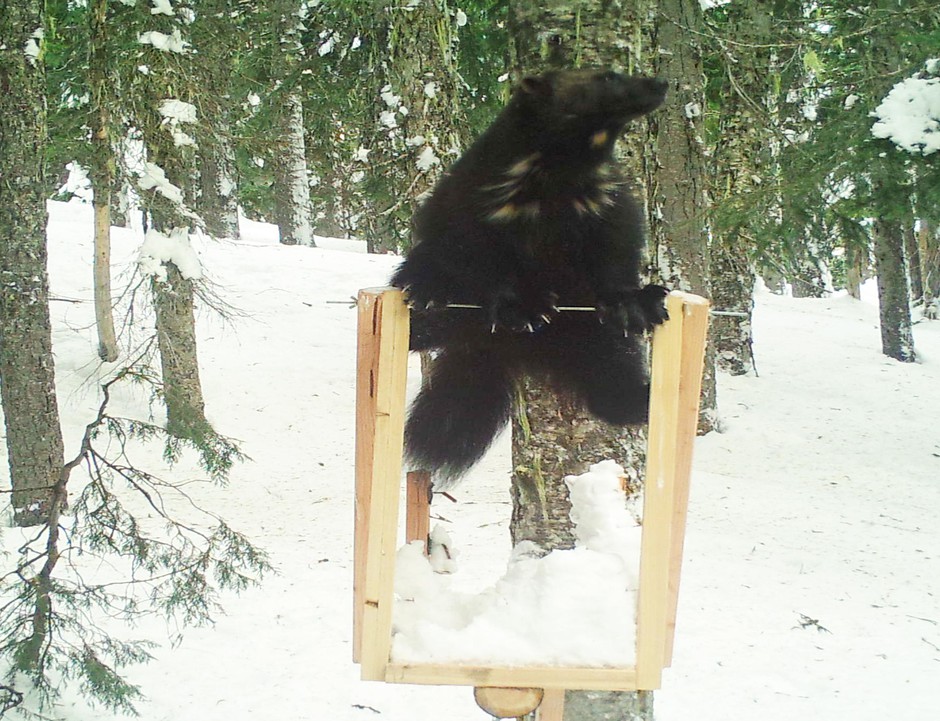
[272,93,314,246]
[0,0,66,526]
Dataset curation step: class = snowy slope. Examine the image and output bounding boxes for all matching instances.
[2,200,938,720]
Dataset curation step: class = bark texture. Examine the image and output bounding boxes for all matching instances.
[0,0,66,526]
[136,4,209,436]
[511,382,646,550]
[508,1,654,718]
[268,2,314,247]
[88,0,120,362]
[272,91,314,246]
[152,265,207,436]
[872,214,916,362]
[364,0,468,253]
[646,0,716,426]
[918,220,939,318]
[866,22,916,361]
[198,132,240,239]
[192,0,241,240]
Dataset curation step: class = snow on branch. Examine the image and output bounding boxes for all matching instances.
[151,0,175,16]
[871,61,940,156]
[138,227,203,281]
[158,99,198,147]
[138,162,184,205]
[138,28,189,54]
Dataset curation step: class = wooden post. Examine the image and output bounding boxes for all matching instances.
[664,295,710,666]
[536,689,566,721]
[353,288,410,678]
[406,470,432,554]
[635,292,710,688]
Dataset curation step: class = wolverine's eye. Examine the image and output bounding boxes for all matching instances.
[602,71,619,83]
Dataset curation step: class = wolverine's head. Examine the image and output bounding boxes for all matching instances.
[511,69,668,155]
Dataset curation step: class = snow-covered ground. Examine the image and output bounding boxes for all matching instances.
[2,200,938,720]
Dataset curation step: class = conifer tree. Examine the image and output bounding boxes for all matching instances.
[362,0,469,253]
[0,0,66,527]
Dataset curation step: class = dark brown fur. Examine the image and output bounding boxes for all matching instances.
[391,69,669,484]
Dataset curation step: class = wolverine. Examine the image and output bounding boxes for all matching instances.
[391,69,670,484]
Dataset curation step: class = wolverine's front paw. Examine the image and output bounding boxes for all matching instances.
[485,288,558,333]
[596,284,669,333]
[399,283,450,311]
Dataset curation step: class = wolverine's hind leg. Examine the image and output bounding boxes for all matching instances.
[540,325,651,425]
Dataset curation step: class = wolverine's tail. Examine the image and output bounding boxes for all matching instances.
[404,346,514,486]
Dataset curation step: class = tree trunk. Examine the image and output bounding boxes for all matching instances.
[711,239,754,375]
[707,0,777,377]
[192,0,241,240]
[93,200,119,362]
[868,24,916,358]
[904,221,922,301]
[844,243,866,299]
[269,2,314,247]
[135,4,209,436]
[790,237,831,298]
[508,1,654,718]
[872,214,916,361]
[146,150,208,436]
[647,0,716,429]
[0,0,66,527]
[761,265,787,295]
[152,264,207,436]
[363,0,468,253]
[919,220,939,318]
[272,91,314,246]
[511,381,647,549]
[88,0,119,362]
[198,130,240,239]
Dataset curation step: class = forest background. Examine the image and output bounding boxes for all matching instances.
[0,0,938,718]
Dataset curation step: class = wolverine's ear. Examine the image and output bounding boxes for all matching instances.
[519,75,553,97]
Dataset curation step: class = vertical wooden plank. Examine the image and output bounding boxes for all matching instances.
[536,689,566,721]
[354,288,410,681]
[406,470,432,554]
[663,295,710,666]
[635,292,686,689]
[353,291,379,663]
